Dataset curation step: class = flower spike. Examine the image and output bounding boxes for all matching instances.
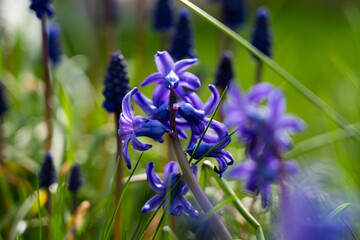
[29,0,55,19]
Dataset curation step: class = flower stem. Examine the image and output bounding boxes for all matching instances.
[168,88,232,240]
[254,60,263,84]
[114,111,123,240]
[41,17,53,152]
[104,0,116,56]
[0,118,6,164]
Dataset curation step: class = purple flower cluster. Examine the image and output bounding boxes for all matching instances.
[118,50,234,217]
[48,22,62,67]
[142,161,199,217]
[29,0,55,19]
[225,83,305,207]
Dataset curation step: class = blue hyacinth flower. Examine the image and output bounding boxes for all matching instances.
[221,0,246,28]
[68,163,83,192]
[119,88,166,169]
[48,22,62,67]
[29,0,55,19]
[153,0,173,31]
[103,51,130,114]
[142,161,199,218]
[0,81,8,117]
[186,120,234,177]
[214,51,234,89]
[141,51,200,97]
[251,7,272,59]
[177,85,220,147]
[169,8,196,61]
[39,153,57,188]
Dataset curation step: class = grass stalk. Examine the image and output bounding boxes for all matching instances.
[114,112,123,240]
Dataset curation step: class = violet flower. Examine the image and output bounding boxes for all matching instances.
[141,51,200,96]
[142,161,199,218]
[29,0,55,19]
[186,121,234,177]
[177,85,220,147]
[119,88,166,169]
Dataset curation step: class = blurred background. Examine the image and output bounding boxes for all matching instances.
[1,0,360,239]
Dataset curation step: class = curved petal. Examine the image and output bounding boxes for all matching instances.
[146,162,165,192]
[153,84,170,107]
[131,134,152,151]
[141,72,164,87]
[282,160,298,176]
[183,92,203,109]
[178,195,199,218]
[155,51,174,75]
[177,129,188,139]
[174,58,198,73]
[203,85,220,116]
[247,82,274,104]
[260,183,271,208]
[178,72,201,90]
[209,120,229,143]
[122,137,132,169]
[167,196,183,216]
[279,115,306,133]
[268,89,285,124]
[142,193,165,213]
[122,88,138,120]
[226,161,256,180]
[220,149,234,165]
[133,90,156,116]
[164,161,178,181]
[214,157,228,177]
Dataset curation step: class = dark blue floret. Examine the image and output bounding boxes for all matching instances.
[215,51,234,89]
[39,153,57,188]
[153,0,173,31]
[169,8,196,61]
[68,163,83,192]
[48,22,62,67]
[103,51,130,113]
[251,7,272,59]
[0,81,8,117]
[29,0,55,19]
[221,0,246,28]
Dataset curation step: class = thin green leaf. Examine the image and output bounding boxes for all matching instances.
[189,87,228,164]
[104,152,143,239]
[179,0,360,142]
[327,203,350,220]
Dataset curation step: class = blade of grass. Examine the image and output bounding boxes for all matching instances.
[286,122,360,158]
[179,0,360,142]
[36,174,42,240]
[189,87,228,164]
[327,203,350,220]
[104,152,143,239]
[192,129,238,167]
[203,161,265,240]
[100,155,122,238]
[163,226,179,240]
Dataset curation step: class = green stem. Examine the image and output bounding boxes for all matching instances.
[254,61,263,84]
[203,161,265,240]
[178,0,360,142]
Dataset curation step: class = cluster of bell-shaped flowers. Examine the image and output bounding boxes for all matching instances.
[224,83,305,207]
[118,51,234,217]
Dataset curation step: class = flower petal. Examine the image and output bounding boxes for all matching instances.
[183,92,203,109]
[178,195,199,218]
[122,88,138,120]
[260,183,271,208]
[164,161,178,181]
[153,84,170,107]
[174,58,198,73]
[133,89,156,116]
[247,82,273,104]
[141,72,164,87]
[279,115,306,133]
[142,193,165,213]
[202,85,220,116]
[179,72,201,90]
[155,51,174,75]
[131,134,152,151]
[226,161,256,180]
[146,162,165,193]
[214,156,228,177]
[268,89,285,124]
[122,137,132,169]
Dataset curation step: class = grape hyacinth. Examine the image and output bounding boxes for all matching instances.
[169,8,196,61]
[251,7,272,59]
[153,0,173,31]
[68,163,83,192]
[221,0,246,28]
[225,83,305,207]
[0,82,8,117]
[29,0,55,19]
[103,51,130,114]
[142,161,199,217]
[214,51,234,89]
[39,153,57,188]
[47,22,62,67]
